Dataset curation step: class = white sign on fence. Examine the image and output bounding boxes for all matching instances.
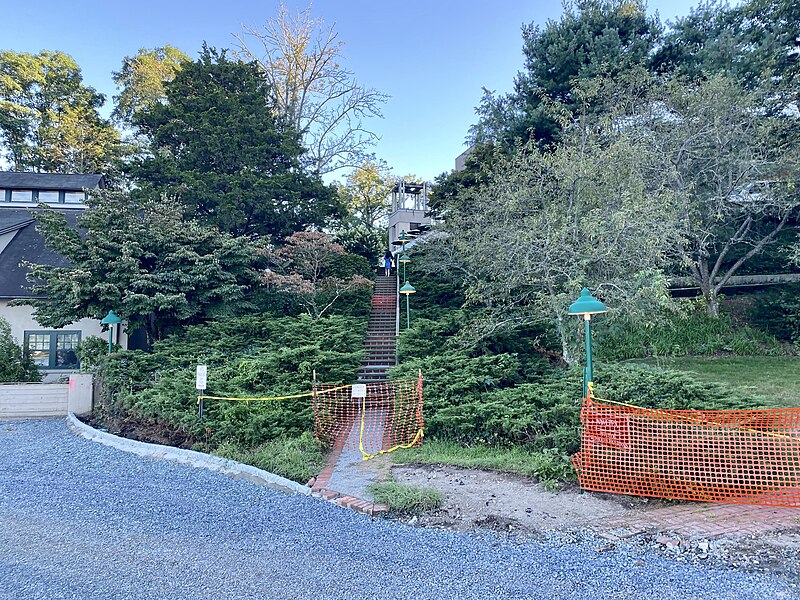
[195,365,208,391]
[351,384,367,398]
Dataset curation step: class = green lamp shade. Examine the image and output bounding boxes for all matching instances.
[567,288,607,316]
[101,310,123,325]
[398,253,411,264]
[399,281,416,295]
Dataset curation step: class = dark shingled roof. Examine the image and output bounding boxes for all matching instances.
[0,172,103,190]
[0,208,81,299]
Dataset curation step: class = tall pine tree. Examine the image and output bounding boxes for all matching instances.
[129,46,341,238]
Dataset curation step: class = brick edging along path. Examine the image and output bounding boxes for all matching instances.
[309,421,389,517]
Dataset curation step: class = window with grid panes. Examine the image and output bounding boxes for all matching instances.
[24,331,80,369]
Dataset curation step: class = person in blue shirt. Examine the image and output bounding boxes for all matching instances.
[383,250,393,276]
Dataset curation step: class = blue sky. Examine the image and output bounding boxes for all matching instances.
[4,0,704,183]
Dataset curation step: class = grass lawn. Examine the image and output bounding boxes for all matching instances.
[640,356,800,408]
[390,440,574,488]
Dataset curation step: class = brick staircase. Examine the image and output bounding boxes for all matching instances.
[357,275,398,383]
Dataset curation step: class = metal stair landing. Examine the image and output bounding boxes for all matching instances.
[357,275,397,383]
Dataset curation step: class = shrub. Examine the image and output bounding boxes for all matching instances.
[77,336,116,372]
[0,316,40,382]
[392,357,759,459]
[92,314,366,449]
[595,308,789,360]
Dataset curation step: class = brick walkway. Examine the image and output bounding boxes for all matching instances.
[595,501,800,539]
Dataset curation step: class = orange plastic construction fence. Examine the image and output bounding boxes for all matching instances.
[573,397,800,507]
[313,374,424,460]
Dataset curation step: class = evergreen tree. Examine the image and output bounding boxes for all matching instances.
[129,46,341,238]
[470,0,660,148]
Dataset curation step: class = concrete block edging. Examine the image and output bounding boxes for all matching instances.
[66,413,311,497]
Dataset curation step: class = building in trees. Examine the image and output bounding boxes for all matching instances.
[0,172,130,375]
[387,180,431,252]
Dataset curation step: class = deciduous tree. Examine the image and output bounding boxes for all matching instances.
[262,231,372,319]
[421,121,678,364]
[335,160,393,261]
[0,50,121,173]
[23,191,261,344]
[235,2,388,175]
[635,76,799,316]
[112,45,190,124]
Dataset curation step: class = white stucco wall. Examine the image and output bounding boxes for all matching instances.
[0,301,129,374]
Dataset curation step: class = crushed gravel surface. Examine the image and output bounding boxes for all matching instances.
[1,419,797,600]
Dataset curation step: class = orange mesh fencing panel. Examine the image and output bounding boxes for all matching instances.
[313,375,424,459]
[573,398,800,507]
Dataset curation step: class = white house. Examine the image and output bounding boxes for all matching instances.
[0,172,129,375]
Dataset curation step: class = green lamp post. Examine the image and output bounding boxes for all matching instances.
[398,252,411,281]
[100,310,123,353]
[399,280,416,329]
[567,288,607,398]
[398,230,411,247]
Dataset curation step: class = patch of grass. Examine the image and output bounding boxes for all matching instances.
[368,481,444,514]
[638,356,800,408]
[390,440,574,490]
[213,431,326,483]
[596,309,791,360]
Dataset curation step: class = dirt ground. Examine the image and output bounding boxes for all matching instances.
[391,463,637,533]
[387,462,800,580]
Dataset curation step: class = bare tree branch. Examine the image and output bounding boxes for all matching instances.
[234,3,388,175]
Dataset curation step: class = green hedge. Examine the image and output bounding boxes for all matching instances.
[393,356,759,456]
[94,314,366,449]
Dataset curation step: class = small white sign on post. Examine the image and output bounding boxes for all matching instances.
[351,384,367,399]
[195,365,208,391]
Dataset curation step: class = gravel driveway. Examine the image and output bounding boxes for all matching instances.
[0,419,796,600]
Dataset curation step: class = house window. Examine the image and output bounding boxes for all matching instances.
[24,331,81,369]
[37,190,60,203]
[0,189,6,201]
[63,191,86,204]
[10,189,33,202]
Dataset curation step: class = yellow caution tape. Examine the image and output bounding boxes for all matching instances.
[196,384,351,404]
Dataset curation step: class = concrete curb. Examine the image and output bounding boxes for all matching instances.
[66,413,311,497]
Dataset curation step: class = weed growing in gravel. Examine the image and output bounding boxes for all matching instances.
[368,481,445,514]
[213,432,326,483]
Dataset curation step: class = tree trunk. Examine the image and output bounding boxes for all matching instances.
[705,291,720,317]
[694,257,720,317]
[555,313,574,366]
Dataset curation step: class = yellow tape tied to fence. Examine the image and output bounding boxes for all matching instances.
[197,376,425,461]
